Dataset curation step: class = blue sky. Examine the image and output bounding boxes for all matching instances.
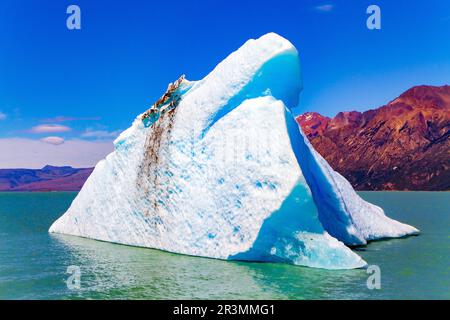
[0,0,449,167]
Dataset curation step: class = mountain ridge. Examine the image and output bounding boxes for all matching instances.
[297,85,450,191]
[1,85,448,192]
[0,165,94,191]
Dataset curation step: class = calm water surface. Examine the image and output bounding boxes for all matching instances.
[0,191,448,299]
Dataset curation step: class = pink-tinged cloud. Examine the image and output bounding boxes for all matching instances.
[0,138,114,168]
[315,4,334,12]
[40,116,101,122]
[40,136,65,145]
[0,111,6,120]
[30,124,71,133]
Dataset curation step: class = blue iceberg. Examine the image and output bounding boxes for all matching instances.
[49,33,418,269]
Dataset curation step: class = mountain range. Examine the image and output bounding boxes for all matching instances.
[0,165,93,192]
[1,85,448,192]
[297,85,449,191]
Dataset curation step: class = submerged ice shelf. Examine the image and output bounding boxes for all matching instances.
[49,33,418,270]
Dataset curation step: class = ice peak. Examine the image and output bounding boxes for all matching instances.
[250,32,297,54]
[173,32,302,137]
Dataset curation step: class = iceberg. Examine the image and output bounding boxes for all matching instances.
[49,33,418,269]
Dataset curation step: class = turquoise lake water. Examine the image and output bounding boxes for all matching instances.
[0,191,448,300]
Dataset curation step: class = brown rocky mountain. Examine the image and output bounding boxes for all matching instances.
[297,85,450,191]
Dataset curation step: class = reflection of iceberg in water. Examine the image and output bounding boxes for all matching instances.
[51,233,373,299]
[49,33,418,270]
[52,233,277,299]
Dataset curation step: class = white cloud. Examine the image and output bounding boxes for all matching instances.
[0,111,6,120]
[0,138,114,168]
[81,129,121,139]
[315,4,334,12]
[40,136,65,145]
[30,124,71,133]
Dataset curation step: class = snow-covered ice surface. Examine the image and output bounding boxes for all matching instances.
[50,33,418,269]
